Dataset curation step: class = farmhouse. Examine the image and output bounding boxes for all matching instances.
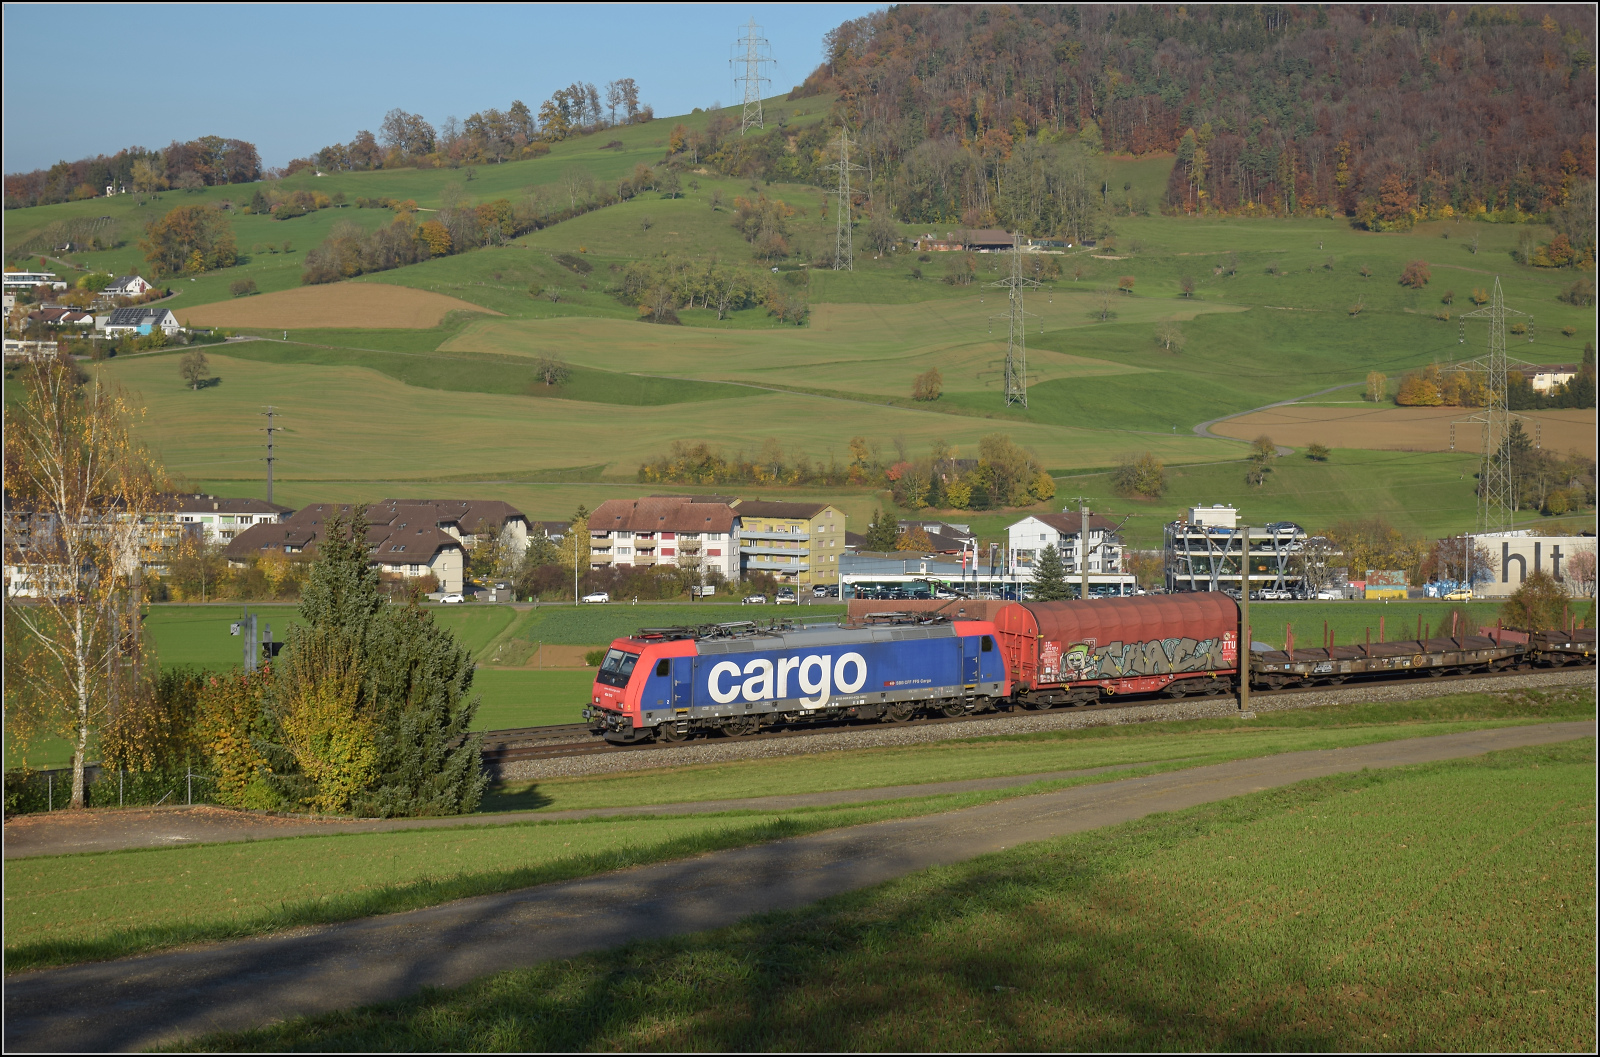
[588,496,740,581]
[103,275,155,299]
[103,307,180,337]
[226,502,474,593]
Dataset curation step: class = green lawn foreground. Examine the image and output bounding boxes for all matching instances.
[5,687,1590,973]
[192,738,1596,1054]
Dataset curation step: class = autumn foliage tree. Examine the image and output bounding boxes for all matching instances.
[3,358,165,807]
[140,204,238,276]
[1399,260,1432,288]
[911,367,943,401]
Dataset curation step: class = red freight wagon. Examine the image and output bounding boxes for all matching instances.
[992,594,1239,707]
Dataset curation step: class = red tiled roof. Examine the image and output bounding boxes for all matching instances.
[590,497,737,534]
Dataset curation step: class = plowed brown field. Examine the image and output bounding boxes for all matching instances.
[1214,404,1596,457]
[177,283,497,329]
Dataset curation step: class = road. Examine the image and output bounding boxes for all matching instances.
[5,720,1591,1053]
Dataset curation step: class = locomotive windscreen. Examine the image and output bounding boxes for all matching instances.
[596,648,641,688]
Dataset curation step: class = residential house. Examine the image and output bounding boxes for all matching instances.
[102,275,155,299]
[735,500,846,586]
[377,498,529,559]
[103,307,180,337]
[529,520,568,542]
[897,519,975,554]
[1527,364,1580,393]
[225,502,471,592]
[163,494,292,545]
[2,271,67,292]
[1009,511,1127,582]
[587,496,740,581]
[26,307,96,329]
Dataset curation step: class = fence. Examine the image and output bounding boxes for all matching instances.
[3,764,219,816]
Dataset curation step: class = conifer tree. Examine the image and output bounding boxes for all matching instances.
[865,508,900,552]
[267,510,484,816]
[1031,543,1071,601]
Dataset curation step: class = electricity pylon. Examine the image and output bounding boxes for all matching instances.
[1450,276,1535,533]
[824,128,864,271]
[731,18,774,135]
[988,235,1039,407]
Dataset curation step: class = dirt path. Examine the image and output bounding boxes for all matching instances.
[5,720,1591,1053]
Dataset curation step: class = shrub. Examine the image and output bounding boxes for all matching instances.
[1306,442,1331,461]
[1558,277,1594,307]
[1441,289,1455,304]
[584,649,606,667]
[229,277,258,297]
[1500,570,1568,633]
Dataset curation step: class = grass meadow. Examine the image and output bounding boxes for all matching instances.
[6,686,1589,975]
[197,738,1595,1053]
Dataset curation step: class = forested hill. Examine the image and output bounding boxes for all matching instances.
[777,3,1595,233]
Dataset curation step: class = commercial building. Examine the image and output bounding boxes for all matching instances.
[840,550,1139,601]
[734,500,846,586]
[1164,505,1309,595]
[587,496,740,582]
[1470,532,1597,598]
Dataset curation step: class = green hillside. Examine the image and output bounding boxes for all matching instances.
[8,93,1594,547]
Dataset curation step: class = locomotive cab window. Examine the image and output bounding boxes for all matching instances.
[596,649,641,688]
[655,659,671,677]
[981,635,994,652]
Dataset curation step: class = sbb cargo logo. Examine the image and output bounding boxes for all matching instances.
[707,652,868,709]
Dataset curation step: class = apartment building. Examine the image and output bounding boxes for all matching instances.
[587,496,740,581]
[735,500,846,586]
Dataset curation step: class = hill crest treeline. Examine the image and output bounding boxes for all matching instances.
[774,3,1595,230]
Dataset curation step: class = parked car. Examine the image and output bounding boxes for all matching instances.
[580,591,610,604]
[1443,588,1475,601]
[439,593,465,604]
[742,594,766,605]
[1314,589,1344,600]
[811,584,831,597]
[775,590,797,605]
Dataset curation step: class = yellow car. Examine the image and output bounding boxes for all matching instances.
[1443,588,1474,601]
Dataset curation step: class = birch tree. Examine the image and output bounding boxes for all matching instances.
[4,358,164,807]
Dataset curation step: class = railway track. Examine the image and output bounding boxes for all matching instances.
[478,661,1594,769]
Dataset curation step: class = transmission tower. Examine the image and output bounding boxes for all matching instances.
[261,406,280,506]
[1450,276,1534,534]
[988,235,1040,407]
[731,18,774,135]
[824,128,864,271]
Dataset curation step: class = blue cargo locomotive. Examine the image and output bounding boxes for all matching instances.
[583,618,1009,743]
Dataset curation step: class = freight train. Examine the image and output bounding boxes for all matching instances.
[582,595,1594,743]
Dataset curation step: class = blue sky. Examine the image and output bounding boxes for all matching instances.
[2,3,880,172]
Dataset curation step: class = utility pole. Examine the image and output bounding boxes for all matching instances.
[261,406,279,506]
[731,17,774,135]
[1237,524,1251,713]
[824,129,864,271]
[988,234,1039,407]
[1071,497,1092,601]
[1451,277,1533,533]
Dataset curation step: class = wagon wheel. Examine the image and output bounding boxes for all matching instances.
[884,702,915,723]
[656,722,688,743]
[1202,681,1224,695]
[940,700,967,718]
[1164,682,1189,698]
